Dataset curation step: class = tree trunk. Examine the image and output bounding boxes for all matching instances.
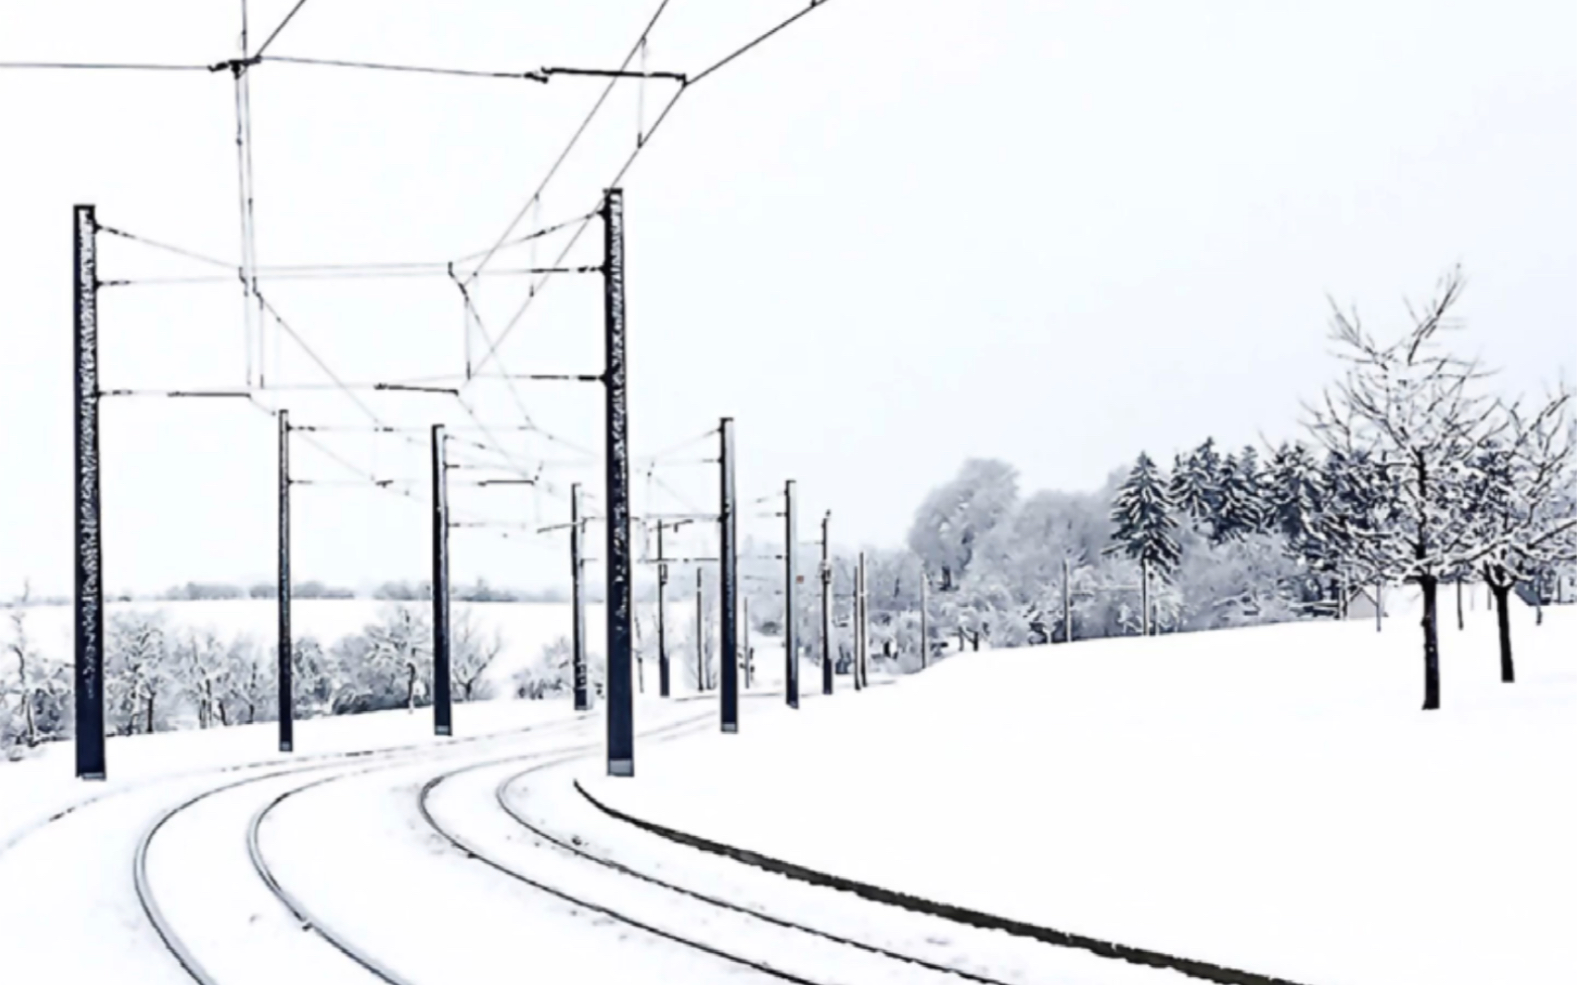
[146,692,156,734]
[1456,577,1464,631]
[406,663,418,711]
[1493,582,1514,683]
[17,652,37,747]
[1420,575,1441,711]
[217,702,229,727]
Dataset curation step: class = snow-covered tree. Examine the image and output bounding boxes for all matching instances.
[1472,400,1577,682]
[451,609,502,702]
[1213,447,1270,543]
[1306,266,1518,710]
[1104,452,1182,579]
[325,606,432,715]
[906,458,1019,590]
[1169,439,1224,532]
[5,587,70,746]
[105,611,175,735]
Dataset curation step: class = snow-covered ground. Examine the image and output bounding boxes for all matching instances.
[584,604,1577,985]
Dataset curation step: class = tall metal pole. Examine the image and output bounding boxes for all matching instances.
[603,187,635,777]
[820,512,833,695]
[719,418,739,732]
[571,483,589,711]
[919,561,929,670]
[852,557,863,692]
[743,596,753,690]
[1062,557,1073,643]
[695,567,706,691]
[74,204,106,781]
[657,522,670,697]
[1141,556,1151,637]
[858,551,869,687]
[431,425,452,736]
[784,480,799,708]
[277,410,293,752]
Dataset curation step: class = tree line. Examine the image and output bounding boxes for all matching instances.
[799,268,1577,710]
[0,600,503,759]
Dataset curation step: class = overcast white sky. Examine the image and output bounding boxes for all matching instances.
[1,0,1573,600]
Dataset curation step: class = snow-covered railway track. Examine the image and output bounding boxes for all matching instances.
[237,709,720,985]
[489,762,1018,985]
[415,723,1011,985]
[132,714,597,985]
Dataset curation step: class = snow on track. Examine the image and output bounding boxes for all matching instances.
[498,757,1192,985]
[251,708,773,983]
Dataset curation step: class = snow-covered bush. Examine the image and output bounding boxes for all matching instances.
[512,636,571,700]
[5,598,71,746]
[106,611,177,736]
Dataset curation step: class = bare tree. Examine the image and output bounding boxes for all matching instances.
[6,583,38,746]
[1306,267,1512,710]
[172,628,234,729]
[1473,399,1577,681]
[451,609,503,702]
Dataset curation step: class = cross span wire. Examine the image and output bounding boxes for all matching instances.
[464,0,840,381]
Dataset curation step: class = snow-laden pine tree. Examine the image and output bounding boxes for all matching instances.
[1307,266,1520,710]
[1214,447,1270,543]
[1168,439,1223,533]
[1104,452,1182,579]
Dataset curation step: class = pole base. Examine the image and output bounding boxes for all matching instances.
[435,726,452,737]
[78,772,106,782]
[721,723,738,734]
[608,758,634,777]
[279,742,293,753]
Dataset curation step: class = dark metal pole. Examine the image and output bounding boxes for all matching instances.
[784,479,798,708]
[1141,556,1151,637]
[277,409,293,752]
[719,417,739,732]
[657,522,670,698]
[431,425,452,736]
[820,512,833,695]
[74,204,106,781]
[571,482,589,711]
[743,596,752,690]
[602,187,635,777]
[858,551,869,687]
[1063,557,1073,643]
[695,567,705,691]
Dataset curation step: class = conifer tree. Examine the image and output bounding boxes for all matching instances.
[1168,438,1222,530]
[1105,453,1182,579]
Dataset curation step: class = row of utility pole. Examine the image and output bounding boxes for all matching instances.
[74,186,932,780]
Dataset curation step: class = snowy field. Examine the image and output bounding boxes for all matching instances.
[584,603,1577,985]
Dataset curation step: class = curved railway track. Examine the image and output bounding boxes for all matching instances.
[489,762,1015,985]
[131,692,764,984]
[132,712,599,984]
